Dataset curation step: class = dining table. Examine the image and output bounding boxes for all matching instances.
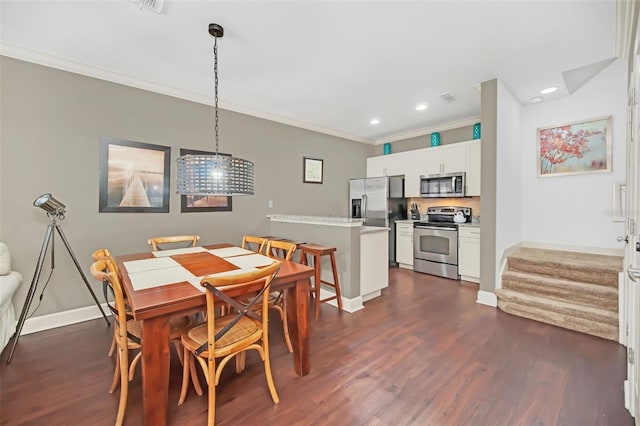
[115,243,314,426]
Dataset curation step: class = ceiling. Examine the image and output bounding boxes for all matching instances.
[0,1,616,144]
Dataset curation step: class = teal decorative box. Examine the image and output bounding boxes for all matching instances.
[383,142,391,155]
[473,122,481,139]
[430,132,441,147]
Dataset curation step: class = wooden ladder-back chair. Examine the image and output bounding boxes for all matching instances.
[91,248,121,358]
[264,239,297,352]
[90,258,197,426]
[179,261,282,425]
[147,234,200,251]
[241,235,267,254]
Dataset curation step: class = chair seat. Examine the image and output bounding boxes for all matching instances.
[126,314,193,342]
[182,315,262,358]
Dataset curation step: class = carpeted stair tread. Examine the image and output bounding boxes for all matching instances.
[497,298,618,341]
[496,289,617,326]
[507,247,623,287]
[501,270,618,310]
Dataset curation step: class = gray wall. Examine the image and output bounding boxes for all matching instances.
[373,124,475,155]
[479,79,497,293]
[0,57,373,316]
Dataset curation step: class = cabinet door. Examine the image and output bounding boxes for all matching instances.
[418,147,443,176]
[465,140,481,196]
[367,156,388,177]
[459,228,480,281]
[403,151,423,197]
[442,142,467,173]
[396,223,414,267]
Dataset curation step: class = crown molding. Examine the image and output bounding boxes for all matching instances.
[0,43,372,144]
[373,116,481,145]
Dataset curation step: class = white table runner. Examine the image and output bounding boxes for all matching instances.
[128,266,197,291]
[151,246,207,257]
[207,247,255,258]
[123,257,179,273]
[226,253,277,269]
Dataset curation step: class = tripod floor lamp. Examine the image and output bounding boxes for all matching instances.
[6,194,110,364]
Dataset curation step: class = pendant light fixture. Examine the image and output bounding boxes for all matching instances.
[176,23,254,196]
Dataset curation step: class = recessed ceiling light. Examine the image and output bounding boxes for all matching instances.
[416,104,428,111]
[530,96,544,104]
[540,87,558,94]
[370,119,380,125]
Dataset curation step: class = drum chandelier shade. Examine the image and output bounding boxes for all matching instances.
[176,23,255,196]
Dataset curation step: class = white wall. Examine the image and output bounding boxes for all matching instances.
[496,80,524,283]
[520,59,627,250]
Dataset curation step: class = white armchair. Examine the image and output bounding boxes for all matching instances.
[0,242,22,353]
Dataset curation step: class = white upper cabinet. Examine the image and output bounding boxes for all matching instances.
[366,140,480,197]
[465,140,481,196]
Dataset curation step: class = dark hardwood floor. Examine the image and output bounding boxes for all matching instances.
[1,268,632,425]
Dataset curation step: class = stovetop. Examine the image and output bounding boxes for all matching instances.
[413,206,471,229]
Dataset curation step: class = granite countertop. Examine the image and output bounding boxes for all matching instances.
[395,219,419,224]
[458,222,481,228]
[267,214,365,227]
[361,226,390,234]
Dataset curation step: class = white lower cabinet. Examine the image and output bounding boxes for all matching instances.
[458,226,480,282]
[396,222,414,269]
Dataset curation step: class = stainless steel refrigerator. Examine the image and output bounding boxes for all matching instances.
[349,175,407,265]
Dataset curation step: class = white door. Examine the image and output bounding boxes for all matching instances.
[624,51,640,424]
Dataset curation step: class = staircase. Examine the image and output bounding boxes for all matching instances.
[496,247,623,341]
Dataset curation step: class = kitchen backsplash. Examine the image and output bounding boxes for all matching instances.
[408,196,481,217]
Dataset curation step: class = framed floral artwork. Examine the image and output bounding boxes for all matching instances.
[179,148,232,212]
[99,136,170,213]
[537,115,612,177]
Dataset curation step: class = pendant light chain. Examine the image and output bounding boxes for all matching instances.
[214,34,219,155]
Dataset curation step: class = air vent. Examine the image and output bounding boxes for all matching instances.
[129,0,165,13]
[439,91,460,103]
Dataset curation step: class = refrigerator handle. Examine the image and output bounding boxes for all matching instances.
[362,194,367,220]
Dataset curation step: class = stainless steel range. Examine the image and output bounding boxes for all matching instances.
[413,206,471,279]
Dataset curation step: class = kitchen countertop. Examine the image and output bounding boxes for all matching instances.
[395,219,419,224]
[267,214,365,227]
[361,226,390,234]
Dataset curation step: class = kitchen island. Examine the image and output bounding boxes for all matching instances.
[267,215,389,311]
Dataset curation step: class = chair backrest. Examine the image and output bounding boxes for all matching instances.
[147,235,200,251]
[265,240,296,261]
[91,248,121,308]
[90,259,129,343]
[199,261,281,353]
[241,235,267,254]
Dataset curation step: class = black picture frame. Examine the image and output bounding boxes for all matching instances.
[303,157,324,184]
[99,136,171,213]
[179,148,233,213]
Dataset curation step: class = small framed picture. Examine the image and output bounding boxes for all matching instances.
[303,157,323,184]
[537,115,612,177]
[179,148,232,212]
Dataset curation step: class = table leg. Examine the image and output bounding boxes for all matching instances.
[141,315,170,426]
[286,278,310,375]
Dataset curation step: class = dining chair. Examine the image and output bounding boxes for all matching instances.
[147,234,200,251]
[89,258,197,425]
[178,261,282,425]
[263,239,297,353]
[91,248,121,358]
[241,235,267,253]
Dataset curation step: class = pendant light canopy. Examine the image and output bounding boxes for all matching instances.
[176,23,254,196]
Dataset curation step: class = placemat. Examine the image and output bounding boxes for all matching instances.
[171,251,239,277]
[128,266,196,291]
[123,257,179,273]
[208,247,255,258]
[226,253,277,269]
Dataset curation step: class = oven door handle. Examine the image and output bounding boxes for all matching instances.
[414,225,457,231]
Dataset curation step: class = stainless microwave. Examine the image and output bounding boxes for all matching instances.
[420,172,465,198]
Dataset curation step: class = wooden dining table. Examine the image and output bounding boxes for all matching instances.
[115,243,314,426]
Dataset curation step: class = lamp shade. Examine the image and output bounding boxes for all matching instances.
[176,154,254,196]
[33,193,66,216]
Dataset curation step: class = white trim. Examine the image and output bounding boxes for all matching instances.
[520,240,624,257]
[20,303,112,335]
[477,290,498,307]
[0,43,371,145]
[620,271,627,345]
[319,288,363,313]
[373,116,481,145]
[460,275,480,284]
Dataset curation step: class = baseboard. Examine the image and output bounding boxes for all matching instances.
[476,290,497,307]
[521,241,624,257]
[20,303,112,335]
[319,288,363,313]
[619,272,626,345]
[398,263,413,270]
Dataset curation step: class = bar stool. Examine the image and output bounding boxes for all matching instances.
[298,243,343,319]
